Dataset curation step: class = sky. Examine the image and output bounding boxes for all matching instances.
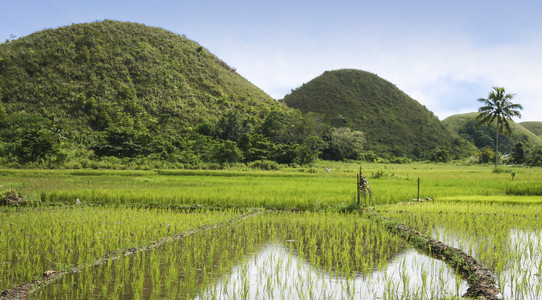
[1,0,541,121]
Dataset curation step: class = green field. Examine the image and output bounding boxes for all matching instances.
[3,162,541,209]
[1,162,541,298]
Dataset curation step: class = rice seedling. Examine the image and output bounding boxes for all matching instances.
[2,161,542,209]
[2,162,541,298]
[378,202,542,299]
[36,212,467,299]
[0,206,240,292]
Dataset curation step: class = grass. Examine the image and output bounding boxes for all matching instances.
[4,161,541,209]
[505,182,542,196]
[36,212,466,299]
[0,206,241,291]
[2,161,542,298]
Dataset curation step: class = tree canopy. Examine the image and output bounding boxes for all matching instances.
[476,87,523,166]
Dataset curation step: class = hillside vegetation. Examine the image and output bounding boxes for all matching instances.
[0,21,335,167]
[520,122,542,137]
[0,20,277,130]
[282,69,475,160]
[4,21,536,168]
[443,112,542,155]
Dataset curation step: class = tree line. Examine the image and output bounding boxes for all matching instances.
[0,103,368,168]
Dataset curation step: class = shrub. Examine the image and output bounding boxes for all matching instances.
[477,147,495,164]
[430,148,451,163]
[390,156,412,164]
[361,150,379,162]
[492,166,513,174]
[372,170,386,179]
[371,170,395,179]
[205,163,223,170]
[248,160,280,170]
[0,190,26,206]
[526,146,542,166]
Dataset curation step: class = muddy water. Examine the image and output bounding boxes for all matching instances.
[34,214,467,299]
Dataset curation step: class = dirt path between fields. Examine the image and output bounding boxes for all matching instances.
[0,209,261,300]
[365,209,501,300]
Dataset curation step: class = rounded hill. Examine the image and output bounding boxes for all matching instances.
[0,20,312,167]
[443,112,542,153]
[0,20,276,132]
[282,69,474,158]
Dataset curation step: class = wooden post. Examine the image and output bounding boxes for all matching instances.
[357,166,372,207]
[417,177,420,201]
[357,173,360,207]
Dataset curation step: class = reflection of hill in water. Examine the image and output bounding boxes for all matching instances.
[277,221,407,276]
[36,213,467,299]
[197,242,467,299]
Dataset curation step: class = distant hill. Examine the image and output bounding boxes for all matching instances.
[0,20,276,133]
[282,69,475,159]
[443,113,542,153]
[520,122,542,137]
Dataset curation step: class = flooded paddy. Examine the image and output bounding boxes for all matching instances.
[380,202,542,299]
[35,212,467,299]
[197,244,466,299]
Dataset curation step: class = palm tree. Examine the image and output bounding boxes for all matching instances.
[476,87,523,167]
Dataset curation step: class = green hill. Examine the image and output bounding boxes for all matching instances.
[520,122,542,137]
[1,21,332,167]
[0,20,276,131]
[443,113,542,153]
[282,69,475,159]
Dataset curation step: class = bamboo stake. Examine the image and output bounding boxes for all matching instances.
[417,177,420,201]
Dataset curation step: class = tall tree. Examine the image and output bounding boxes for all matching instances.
[476,87,523,166]
[511,141,526,164]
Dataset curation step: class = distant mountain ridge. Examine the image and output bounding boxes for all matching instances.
[282,69,475,158]
[4,21,518,166]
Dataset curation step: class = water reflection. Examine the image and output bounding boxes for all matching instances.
[431,225,542,299]
[500,228,542,300]
[197,243,467,299]
[35,213,467,299]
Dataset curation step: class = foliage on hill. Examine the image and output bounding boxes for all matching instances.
[520,122,542,137]
[0,21,341,167]
[282,69,475,160]
[443,112,542,155]
[0,20,276,130]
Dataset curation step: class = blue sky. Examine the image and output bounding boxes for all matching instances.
[2,0,541,121]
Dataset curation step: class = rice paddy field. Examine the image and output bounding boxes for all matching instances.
[1,161,541,299]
